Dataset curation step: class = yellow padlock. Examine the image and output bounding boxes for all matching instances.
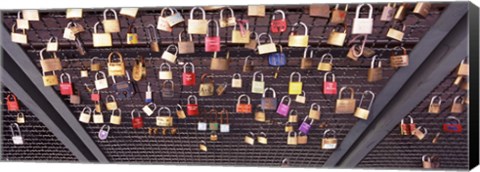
[288,22,309,47]
[188,7,208,34]
[288,72,303,95]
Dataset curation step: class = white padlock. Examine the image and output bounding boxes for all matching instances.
[142,103,157,116]
[352,4,374,35]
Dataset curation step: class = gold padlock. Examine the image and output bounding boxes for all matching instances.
[309,103,321,120]
[244,132,255,145]
[354,91,375,120]
[413,126,428,140]
[105,95,118,111]
[244,32,259,50]
[210,131,218,141]
[386,23,406,41]
[257,33,277,55]
[335,87,356,114]
[110,109,122,125]
[199,140,208,152]
[248,5,265,17]
[327,24,347,47]
[146,24,160,52]
[450,96,464,113]
[317,53,334,72]
[257,132,268,144]
[16,11,30,30]
[457,59,469,76]
[210,51,230,71]
[297,131,308,145]
[321,129,338,149]
[346,34,368,61]
[92,21,112,47]
[161,44,179,64]
[284,122,294,132]
[232,22,251,44]
[330,4,348,24]
[300,46,314,70]
[413,2,431,18]
[95,101,102,113]
[368,55,383,82]
[254,105,266,122]
[102,9,120,33]
[188,7,208,34]
[220,7,236,28]
[132,56,146,81]
[42,71,59,87]
[176,104,186,119]
[158,63,173,80]
[126,25,139,44]
[428,96,442,114]
[157,8,173,32]
[199,73,214,97]
[39,48,62,72]
[11,23,28,44]
[107,51,125,76]
[119,8,138,18]
[90,57,101,71]
[216,82,227,96]
[178,31,195,54]
[156,107,173,127]
[394,3,408,21]
[288,22,309,47]
[288,109,298,123]
[287,131,298,145]
[309,4,330,18]
[390,46,409,68]
[16,112,26,124]
[66,9,83,19]
[243,56,254,73]
[46,36,59,52]
[22,10,39,21]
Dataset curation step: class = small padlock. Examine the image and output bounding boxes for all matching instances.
[161,80,175,98]
[299,116,315,134]
[335,87,356,114]
[321,129,338,149]
[142,103,157,117]
[182,62,196,86]
[107,51,125,76]
[102,9,120,33]
[10,123,24,145]
[284,122,294,132]
[80,66,89,78]
[400,115,416,136]
[93,111,104,124]
[394,3,408,21]
[90,88,100,102]
[244,132,255,145]
[219,7,236,28]
[330,4,348,24]
[46,36,58,52]
[178,31,195,54]
[254,105,266,122]
[277,96,292,117]
[98,124,110,140]
[248,5,265,17]
[236,94,252,114]
[119,8,138,18]
[216,82,227,96]
[16,112,26,124]
[105,95,118,111]
[327,24,348,47]
[176,104,186,119]
[166,8,184,27]
[297,131,308,145]
[62,22,77,41]
[66,9,83,19]
[390,46,409,68]
[368,55,383,83]
[288,22,309,47]
[188,7,208,34]
[309,4,330,18]
[442,116,463,133]
[220,108,230,133]
[347,35,368,61]
[156,106,173,127]
[354,91,375,120]
[232,20,251,44]
[412,126,428,140]
[257,132,268,144]
[380,3,396,22]
[132,56,146,82]
[317,53,334,72]
[197,114,207,131]
[199,140,208,152]
[94,101,102,113]
[90,57,101,72]
[352,4,374,35]
[157,8,173,32]
[199,73,215,97]
[270,10,287,33]
[205,20,221,52]
[261,87,278,110]
[301,47,314,70]
[39,48,62,72]
[158,63,173,80]
[309,103,321,120]
[428,96,442,114]
[257,33,277,55]
[210,131,218,141]
[295,91,307,104]
[457,59,469,76]
[288,72,303,95]
[288,109,299,123]
[131,109,144,129]
[251,71,265,94]
[6,94,20,111]
[42,71,59,87]
[287,131,298,145]
[210,51,230,71]
[208,109,219,131]
[450,96,464,113]
[94,71,108,90]
[323,72,337,95]
[242,56,254,73]
[422,155,433,169]
[146,24,160,52]
[59,73,73,95]
[79,106,92,124]
[268,44,286,67]
[11,23,28,44]
[110,109,122,125]
[16,11,30,29]
[387,23,406,41]
[92,21,112,47]
[413,2,431,18]
[231,73,242,88]
[161,44,179,64]
[245,32,259,50]
[187,95,199,116]
[126,25,139,44]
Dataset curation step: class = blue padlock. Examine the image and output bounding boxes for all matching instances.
[268,44,287,66]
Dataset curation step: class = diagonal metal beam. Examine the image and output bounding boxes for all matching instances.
[467,2,479,170]
[1,26,109,163]
[323,2,469,167]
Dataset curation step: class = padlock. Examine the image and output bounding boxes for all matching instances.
[176,104,186,119]
[251,71,265,94]
[309,103,321,120]
[400,115,416,135]
[327,24,348,47]
[80,66,89,78]
[277,96,292,117]
[66,8,83,19]
[309,4,330,18]
[107,51,125,76]
[90,88,100,102]
[368,55,383,82]
[210,51,230,71]
[111,72,135,99]
[215,82,227,95]
[412,126,428,140]
[187,95,199,116]
[156,106,173,127]
[386,23,406,42]
[93,111,104,124]
[166,8,184,27]
[288,109,299,123]
[109,109,122,125]
[363,47,376,58]
[161,44,179,64]
[257,33,278,55]
[16,112,25,124]
[74,37,87,56]
[245,32,259,50]
[188,7,208,34]
[59,73,73,95]
[98,124,110,140]
[451,96,464,113]
[94,71,108,90]
[90,57,101,72]
[422,155,433,169]
[142,102,157,116]
[146,24,160,52]
[42,71,59,87]
[236,94,252,114]
[46,36,58,52]
[231,73,242,88]
[39,48,62,72]
[199,140,208,152]
[285,122,294,132]
[295,91,306,104]
[335,87,356,114]
[390,46,409,68]
[70,92,81,105]
[457,59,469,76]
[257,132,268,144]
[208,109,219,131]
[461,79,469,90]
[10,123,24,145]
[297,131,308,145]
[321,129,337,149]
[210,131,218,141]
[287,131,298,145]
[242,56,254,73]
[230,20,250,44]
[129,109,143,129]
[20,9,38,21]
[281,158,290,167]
[62,22,77,41]
[245,132,256,145]
[11,23,28,44]
[261,87,278,110]
[394,3,408,21]
[132,56,146,82]
[91,22,112,47]
[178,31,195,54]
[254,105,266,122]
[288,72,303,95]
[119,8,138,18]
[220,108,230,132]
[330,4,348,24]
[352,4,374,35]
[182,62,196,86]
[270,10,287,33]
[299,116,314,134]
[413,2,431,18]
[78,106,92,124]
[199,73,215,97]
[443,116,463,133]
[162,80,175,98]
[105,95,118,111]
[94,101,102,113]
[6,94,20,111]
[158,63,173,80]
[157,8,173,32]
[248,5,265,17]
[268,44,286,66]
[219,7,236,28]
[102,9,120,33]
[301,46,314,70]
[380,3,396,21]
[288,22,309,47]
[354,91,375,120]
[197,114,207,131]
[323,72,337,95]
[315,53,335,72]
[126,25,139,44]
[205,20,221,52]
[346,35,368,61]
[428,96,442,114]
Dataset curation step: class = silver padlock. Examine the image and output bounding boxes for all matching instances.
[352,4,374,35]
[10,123,24,145]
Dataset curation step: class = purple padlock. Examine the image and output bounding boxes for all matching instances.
[299,116,314,134]
[98,124,110,140]
[276,95,291,117]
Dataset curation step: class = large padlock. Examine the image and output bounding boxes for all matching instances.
[412,126,428,140]
[157,8,173,32]
[98,124,110,140]
[232,20,251,44]
[16,112,25,124]
[257,132,268,144]
[156,107,173,127]
[380,3,396,21]
[245,132,256,145]
[176,104,186,119]
[182,62,196,86]
[287,131,298,145]
[288,72,303,95]
[219,7,236,27]
[39,48,62,72]
[352,4,374,35]
[301,46,314,70]
[111,72,135,99]
[11,23,28,44]
[321,129,338,149]
[162,80,175,98]
[276,96,292,117]
[257,33,277,55]
[158,63,173,80]
[244,32,259,50]
[254,105,266,122]
[428,96,442,114]
[330,4,348,24]
[309,4,330,18]
[236,94,252,114]
[248,5,265,17]
[126,25,139,44]
[394,3,408,21]
[317,53,334,72]
[46,37,58,52]
[450,96,464,113]
[66,8,83,19]
[42,71,59,87]
[90,88,100,102]
[243,56,254,73]
[142,102,157,117]
[270,10,287,33]
[16,11,30,30]
[299,116,315,134]
[187,95,199,116]
[288,109,299,123]
[10,123,24,145]
[327,24,347,47]
[251,71,265,94]
[161,44,179,64]
[457,59,469,76]
[166,8,184,27]
[386,23,406,42]
[354,91,375,120]
[261,87,278,110]
[78,106,92,124]
[146,24,160,52]
[208,109,219,131]
[400,115,416,135]
[93,111,104,124]
[205,20,221,52]
[210,51,230,71]
[309,103,321,120]
[132,56,146,82]
[188,7,208,34]
[442,116,463,133]
[90,57,101,72]
[231,73,242,88]
[59,73,73,95]
[295,91,307,104]
[94,71,108,90]
[6,94,20,111]
[413,2,431,18]
[220,108,230,132]
[288,22,309,47]
[335,87,356,114]
[390,46,409,68]
[119,8,138,18]
[268,44,286,66]
[107,51,125,76]
[368,55,383,82]
[178,31,195,54]
[323,72,337,95]
[199,73,214,97]
[102,9,120,33]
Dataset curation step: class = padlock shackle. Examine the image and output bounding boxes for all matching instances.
[106,95,116,103]
[178,30,193,42]
[310,103,321,111]
[253,71,264,82]
[348,35,368,58]
[237,94,251,105]
[282,158,290,165]
[303,46,313,59]
[146,102,157,111]
[91,88,99,95]
[422,155,431,162]
[359,90,375,110]
[157,106,172,117]
[453,95,464,104]
[416,126,428,135]
[291,22,309,35]
[39,47,58,60]
[407,115,414,123]
[320,53,334,64]
[187,95,198,104]
[11,23,26,34]
[257,32,274,44]
[299,90,306,96]
[220,108,229,124]
[111,108,122,116]
[162,80,174,89]
[160,62,172,72]
[81,106,92,115]
[232,73,242,79]
[247,131,255,137]
[147,82,152,92]
[323,129,336,138]
[6,94,17,102]
[370,55,382,68]
[190,7,206,19]
[130,109,141,119]
[289,109,298,116]
[289,72,302,82]
[445,116,461,124]
[91,56,100,63]
[220,7,235,20]
[95,71,106,81]
[48,36,58,43]
[355,4,374,19]
[103,9,119,20]
[183,62,195,73]
[205,19,220,37]
[208,108,218,121]
[244,56,253,65]
[338,86,355,99]
[160,7,174,17]
[17,11,23,19]
[272,9,286,20]
[302,115,314,125]
[100,124,110,133]
[334,4,349,11]
[59,72,71,83]
[201,73,214,84]
[10,123,22,136]
[324,72,336,82]
[17,112,25,118]
[108,51,124,63]
[392,46,407,55]
[146,24,158,42]
[263,87,277,98]
[280,95,292,106]
[165,44,179,55]
[233,20,249,31]
[429,96,442,105]
[333,24,348,33]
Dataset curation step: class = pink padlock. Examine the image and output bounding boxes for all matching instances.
[276,95,291,117]
[205,19,221,52]
[323,72,337,95]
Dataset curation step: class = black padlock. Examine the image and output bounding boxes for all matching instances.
[111,71,135,99]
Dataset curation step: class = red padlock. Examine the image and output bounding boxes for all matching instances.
[59,72,74,95]
[442,116,463,133]
[91,88,100,102]
[323,72,337,95]
[131,109,144,129]
[187,95,199,116]
[6,94,20,111]
[236,94,252,114]
[205,19,221,52]
[182,62,196,86]
[400,115,416,135]
[270,10,287,33]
